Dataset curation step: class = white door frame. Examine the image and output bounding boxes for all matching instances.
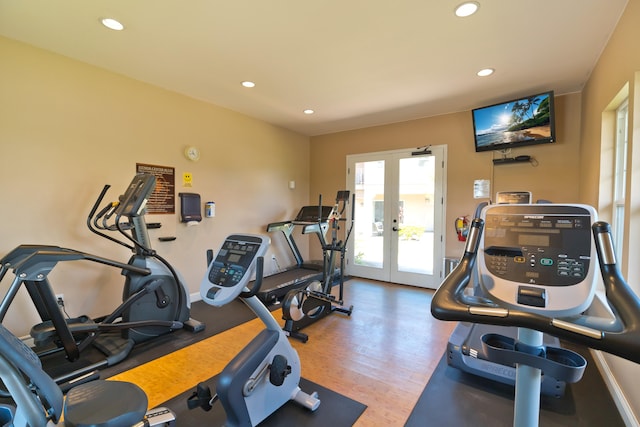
[345,145,447,289]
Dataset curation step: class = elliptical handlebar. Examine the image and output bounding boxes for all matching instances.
[316,191,354,251]
[10,249,152,279]
[87,184,111,224]
[431,217,640,364]
[87,183,136,252]
[343,192,356,247]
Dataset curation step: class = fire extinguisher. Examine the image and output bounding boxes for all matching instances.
[455,216,469,241]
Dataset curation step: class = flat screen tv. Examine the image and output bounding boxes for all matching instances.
[472,90,556,152]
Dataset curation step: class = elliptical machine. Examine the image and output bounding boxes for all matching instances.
[0,173,202,383]
[0,320,178,427]
[281,191,355,343]
[431,203,640,427]
[190,233,320,427]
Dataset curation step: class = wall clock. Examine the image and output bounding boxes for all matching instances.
[184,146,201,161]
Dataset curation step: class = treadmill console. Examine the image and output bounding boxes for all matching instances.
[293,206,333,224]
[478,204,597,317]
[200,234,269,307]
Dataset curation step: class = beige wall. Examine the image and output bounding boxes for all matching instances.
[579,0,640,424]
[309,93,582,259]
[581,0,640,286]
[0,37,311,335]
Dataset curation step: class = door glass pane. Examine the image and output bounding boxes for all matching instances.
[396,156,435,274]
[353,160,384,268]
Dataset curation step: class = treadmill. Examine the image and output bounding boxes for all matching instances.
[256,205,332,305]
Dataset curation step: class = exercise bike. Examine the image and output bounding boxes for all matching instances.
[0,173,202,384]
[431,203,640,427]
[189,233,320,427]
[281,191,354,343]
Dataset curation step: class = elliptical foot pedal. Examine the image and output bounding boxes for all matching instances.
[31,316,96,346]
[184,318,205,333]
[92,335,135,365]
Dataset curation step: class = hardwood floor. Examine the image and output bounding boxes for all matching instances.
[289,279,455,426]
[111,279,456,426]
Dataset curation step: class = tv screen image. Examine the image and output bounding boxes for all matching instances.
[472,91,555,152]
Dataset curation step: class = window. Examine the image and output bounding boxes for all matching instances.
[612,99,628,259]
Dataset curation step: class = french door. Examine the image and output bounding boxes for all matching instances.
[346,146,446,289]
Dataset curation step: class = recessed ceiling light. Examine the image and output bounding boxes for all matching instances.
[455,2,480,17]
[101,18,124,31]
[241,81,256,88]
[303,109,315,115]
[477,68,494,77]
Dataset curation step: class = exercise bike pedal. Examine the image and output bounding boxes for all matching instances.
[187,382,215,412]
[269,354,292,386]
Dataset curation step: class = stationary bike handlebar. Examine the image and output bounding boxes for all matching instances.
[239,256,264,299]
[431,218,640,364]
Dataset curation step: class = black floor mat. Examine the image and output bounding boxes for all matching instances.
[40,299,257,380]
[162,376,366,427]
[405,343,625,427]
[39,278,350,382]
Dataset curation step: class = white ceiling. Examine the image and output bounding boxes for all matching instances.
[0,0,628,136]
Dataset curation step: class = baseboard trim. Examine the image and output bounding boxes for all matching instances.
[190,291,202,303]
[591,348,640,427]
